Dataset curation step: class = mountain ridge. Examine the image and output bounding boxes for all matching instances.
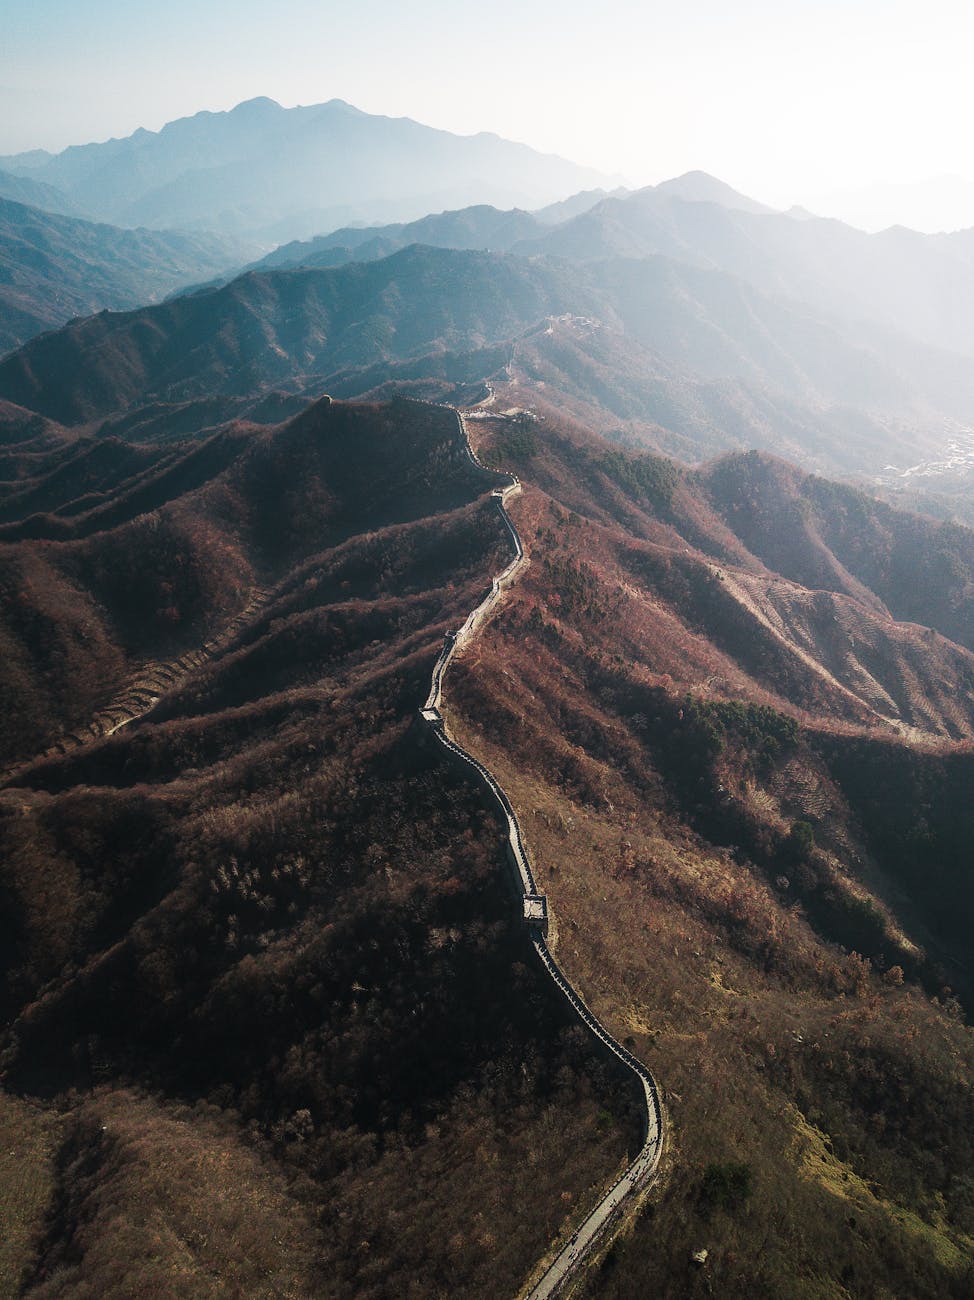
[0,196,254,354]
[512,185,974,358]
[1,393,973,1296]
[5,244,974,488]
[0,98,618,243]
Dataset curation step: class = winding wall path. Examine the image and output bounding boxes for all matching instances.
[419,408,665,1299]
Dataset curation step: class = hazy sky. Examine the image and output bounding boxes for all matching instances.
[4,0,973,229]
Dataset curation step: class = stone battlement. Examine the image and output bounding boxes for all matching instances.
[523,893,549,935]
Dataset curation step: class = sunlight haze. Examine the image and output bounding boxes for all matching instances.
[3,0,974,230]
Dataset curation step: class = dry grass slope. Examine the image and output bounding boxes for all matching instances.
[447,409,974,1297]
[0,1093,59,1298]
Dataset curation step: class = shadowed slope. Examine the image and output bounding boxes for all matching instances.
[0,197,251,353]
[0,398,644,1298]
[0,398,501,766]
[0,249,601,424]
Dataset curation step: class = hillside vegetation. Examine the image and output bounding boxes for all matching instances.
[0,197,250,354]
[2,395,973,1295]
[444,408,974,1297]
[3,245,972,492]
[0,249,601,425]
[0,398,644,1297]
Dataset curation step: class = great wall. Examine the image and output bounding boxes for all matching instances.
[1,395,666,1296]
[419,406,665,1299]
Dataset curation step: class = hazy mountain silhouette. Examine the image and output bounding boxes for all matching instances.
[0,167,84,218]
[0,98,617,243]
[514,185,974,357]
[533,186,631,223]
[253,204,544,273]
[0,198,253,354]
[655,169,775,213]
[236,174,974,361]
[242,178,769,276]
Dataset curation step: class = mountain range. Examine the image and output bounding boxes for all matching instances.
[4,240,974,491]
[0,168,85,218]
[0,197,252,354]
[0,97,617,243]
[1,393,973,1297]
[3,98,974,1300]
[249,180,974,361]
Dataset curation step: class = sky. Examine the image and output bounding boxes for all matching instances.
[3,0,974,230]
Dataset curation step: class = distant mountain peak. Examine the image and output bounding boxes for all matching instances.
[655,170,775,214]
[230,96,283,115]
[318,98,366,114]
[785,204,819,221]
[664,169,719,186]
[0,100,614,243]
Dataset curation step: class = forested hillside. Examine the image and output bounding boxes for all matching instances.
[1,395,972,1295]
